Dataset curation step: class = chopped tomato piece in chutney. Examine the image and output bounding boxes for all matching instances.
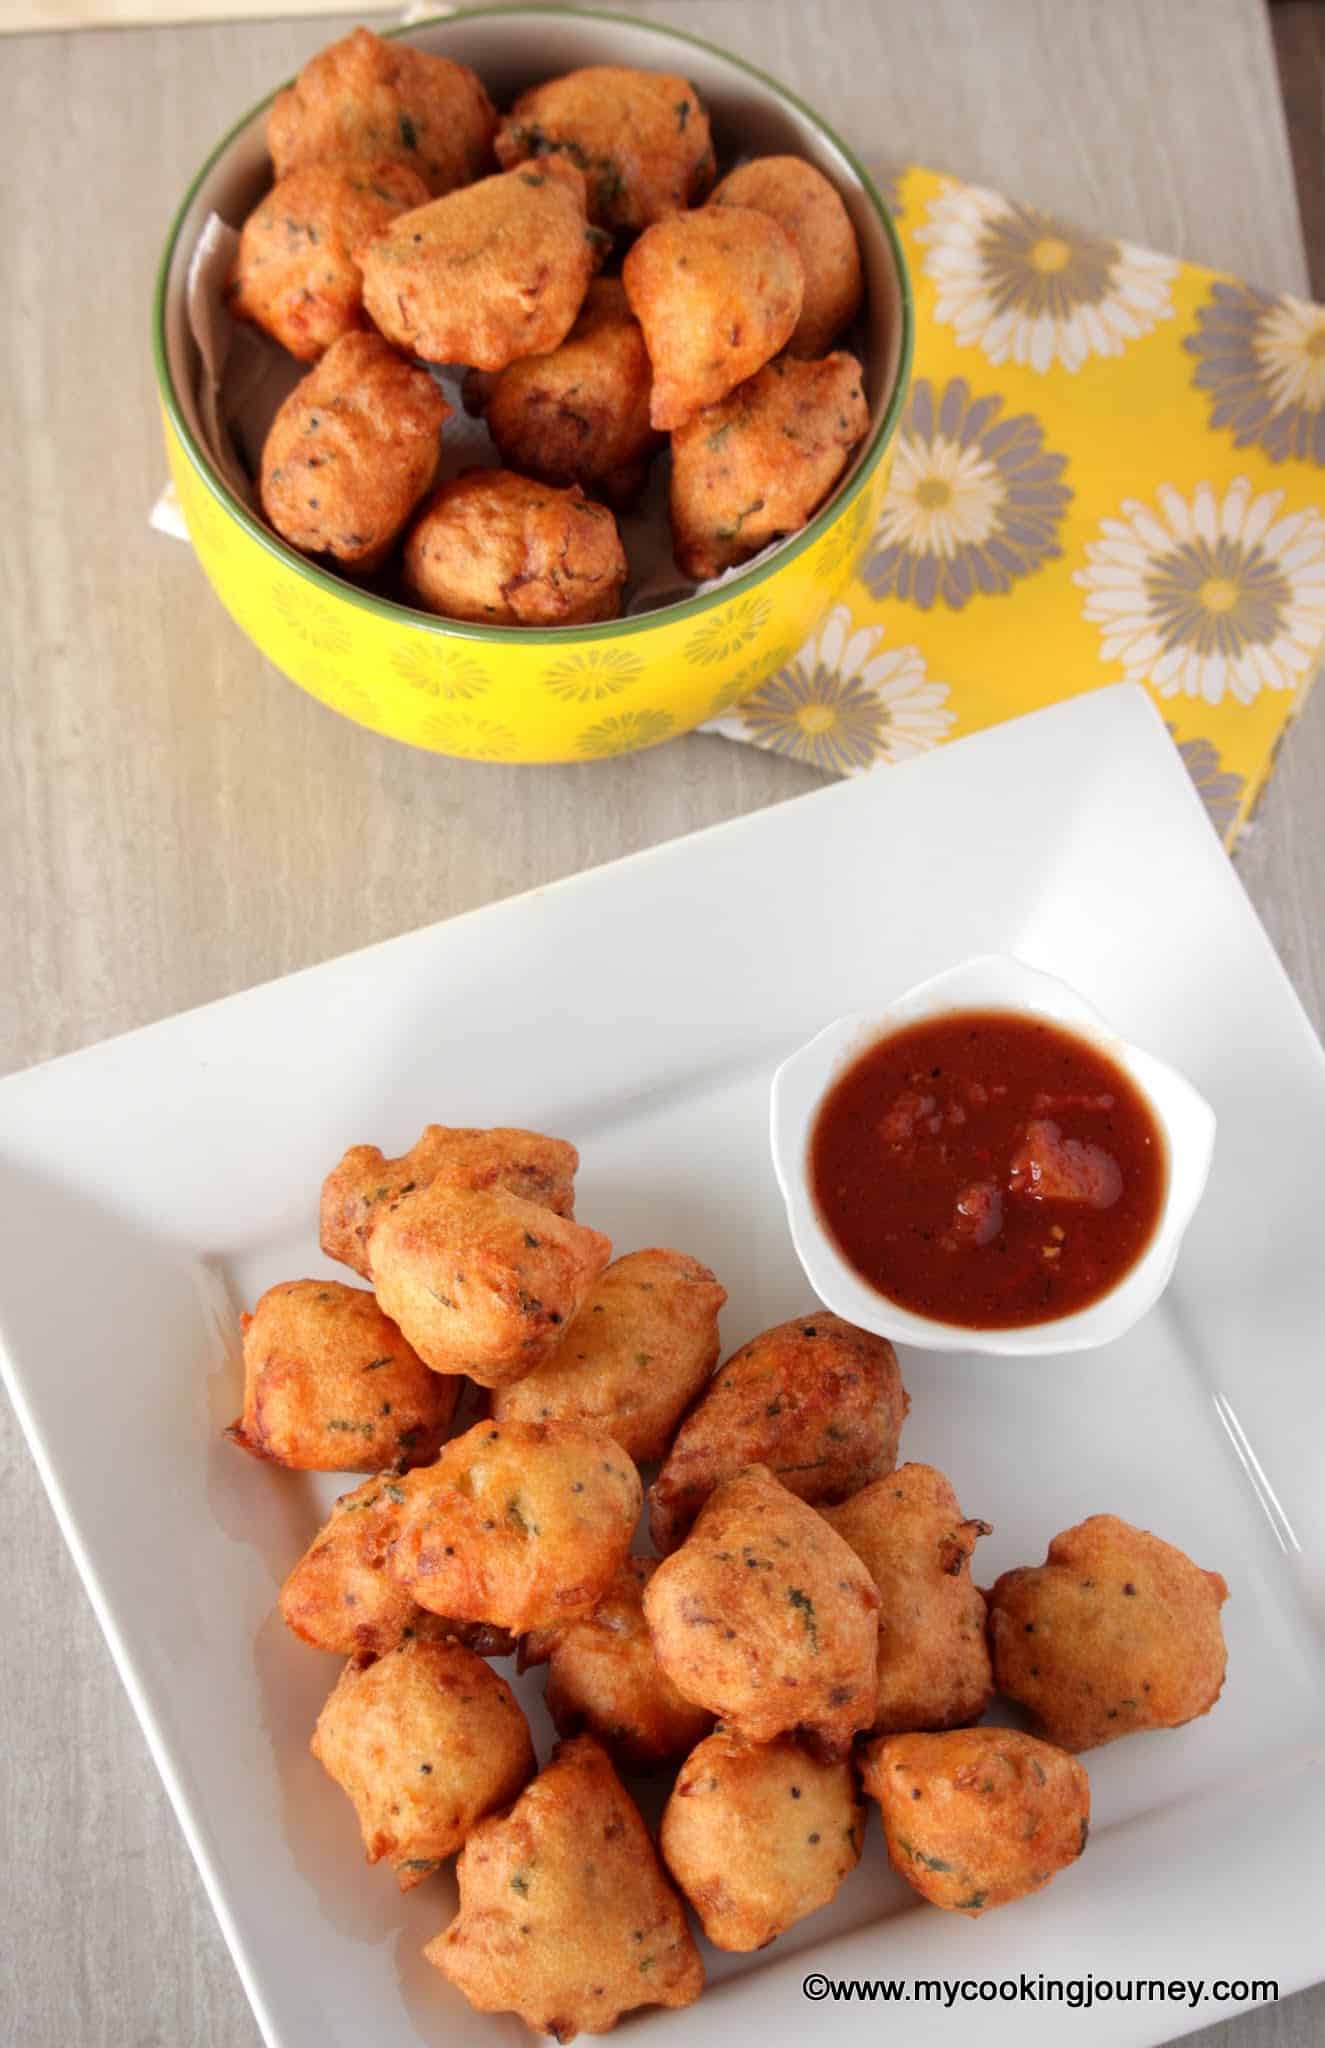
[809,1010,1167,1328]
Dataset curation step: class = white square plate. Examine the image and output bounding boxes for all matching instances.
[3,684,1323,2048]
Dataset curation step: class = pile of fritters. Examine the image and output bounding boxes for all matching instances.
[236,1116,1230,2040]
[227,28,871,621]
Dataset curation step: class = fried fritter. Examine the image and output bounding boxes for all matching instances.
[648,1311,906,1552]
[660,1726,862,1950]
[427,1734,704,2041]
[710,156,863,356]
[267,26,497,197]
[821,1463,993,1734]
[358,157,595,372]
[280,1472,425,1656]
[388,1419,640,1633]
[311,1635,534,1889]
[860,1727,1090,1916]
[321,1124,578,1281]
[402,470,627,627]
[227,1278,456,1471]
[463,280,661,508]
[259,331,448,571]
[277,1475,515,1659]
[228,159,430,362]
[668,352,869,578]
[986,1514,1230,1751]
[368,1180,612,1384]
[622,206,803,430]
[495,66,714,230]
[521,1557,713,1770]
[492,1248,726,1463]
[643,1464,879,1757]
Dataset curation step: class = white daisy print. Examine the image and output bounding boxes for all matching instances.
[918,183,1177,374]
[862,377,1070,610]
[1186,281,1325,464]
[1074,477,1325,705]
[717,604,955,774]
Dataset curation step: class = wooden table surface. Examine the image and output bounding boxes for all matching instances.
[2,5,1322,2045]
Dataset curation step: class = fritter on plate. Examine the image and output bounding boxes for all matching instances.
[228,1277,456,1471]
[427,1734,704,2040]
[860,1726,1090,1916]
[986,1513,1229,1750]
[493,1248,726,1463]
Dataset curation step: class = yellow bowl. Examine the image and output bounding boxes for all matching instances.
[153,6,913,763]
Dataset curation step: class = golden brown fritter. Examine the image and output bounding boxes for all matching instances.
[860,1727,1090,1916]
[986,1514,1230,1751]
[388,1419,641,1634]
[495,66,714,231]
[401,470,627,628]
[426,1734,704,2041]
[320,1125,578,1281]
[462,280,661,508]
[358,158,596,372]
[311,1636,534,1889]
[280,1472,425,1656]
[228,159,430,362]
[492,1249,726,1463]
[267,26,497,198]
[227,1279,457,1471]
[622,206,803,430]
[648,1311,907,1553]
[276,1475,516,1660]
[368,1180,611,1383]
[642,1464,879,1757]
[521,1557,713,1770]
[660,1727,862,1950]
[710,156,864,356]
[668,352,869,578]
[259,331,448,571]
[821,1463,993,1735]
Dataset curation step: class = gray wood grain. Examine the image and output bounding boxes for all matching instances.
[1,5,1322,2046]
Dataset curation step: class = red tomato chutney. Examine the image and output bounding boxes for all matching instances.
[809,1010,1167,1328]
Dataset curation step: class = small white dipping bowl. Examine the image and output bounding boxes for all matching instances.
[769,955,1216,1356]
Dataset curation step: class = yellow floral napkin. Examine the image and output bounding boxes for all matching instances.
[706,164,1325,846]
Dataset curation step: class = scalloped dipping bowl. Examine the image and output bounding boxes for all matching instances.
[770,955,1218,1357]
[153,6,912,763]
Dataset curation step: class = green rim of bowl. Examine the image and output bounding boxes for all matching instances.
[151,3,914,646]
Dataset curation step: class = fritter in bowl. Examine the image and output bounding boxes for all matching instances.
[622,206,803,430]
[402,470,627,628]
[495,66,714,230]
[710,155,863,356]
[669,351,869,578]
[229,159,430,361]
[463,280,661,508]
[358,157,596,372]
[267,26,497,197]
[259,331,448,571]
